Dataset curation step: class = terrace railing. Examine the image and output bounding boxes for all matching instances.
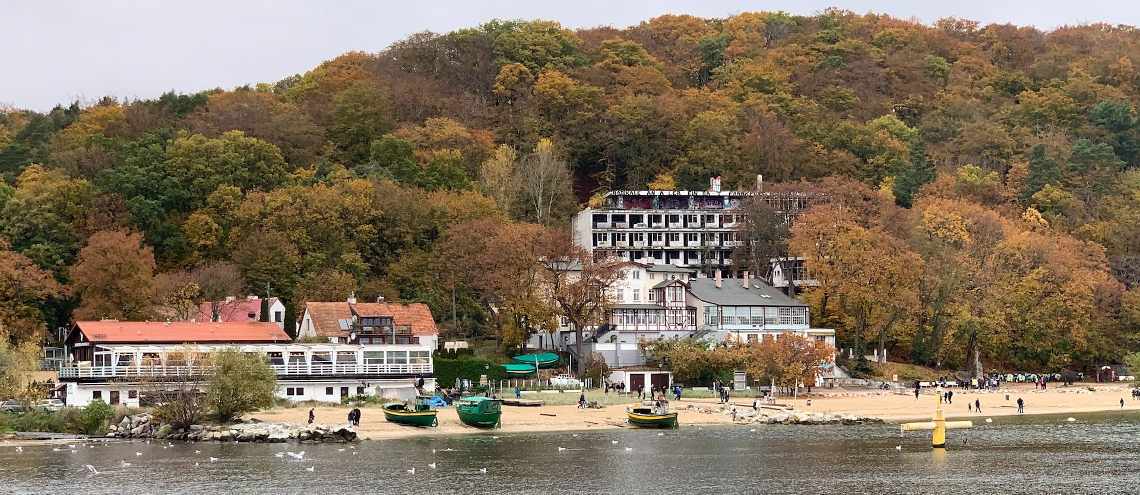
[59,362,432,379]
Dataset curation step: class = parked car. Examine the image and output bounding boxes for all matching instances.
[550,374,583,388]
[0,400,27,413]
[35,399,65,412]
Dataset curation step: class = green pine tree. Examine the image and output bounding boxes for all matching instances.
[892,138,934,208]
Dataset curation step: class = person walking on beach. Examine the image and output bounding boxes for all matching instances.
[975,399,981,413]
[1121,398,1126,408]
[947,390,953,404]
[1016,397,1024,414]
[308,408,315,424]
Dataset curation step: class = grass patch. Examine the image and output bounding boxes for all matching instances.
[870,361,942,382]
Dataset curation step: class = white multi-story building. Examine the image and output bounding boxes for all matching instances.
[59,308,439,407]
[572,178,822,272]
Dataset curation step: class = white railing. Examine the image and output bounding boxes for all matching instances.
[59,362,432,379]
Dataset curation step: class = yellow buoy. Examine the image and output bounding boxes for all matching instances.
[899,387,973,449]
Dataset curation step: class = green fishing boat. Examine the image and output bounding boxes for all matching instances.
[627,407,678,429]
[511,352,560,368]
[456,396,502,428]
[383,396,439,427]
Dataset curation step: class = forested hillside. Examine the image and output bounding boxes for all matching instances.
[1,10,1138,369]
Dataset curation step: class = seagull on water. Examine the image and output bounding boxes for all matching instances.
[657,433,664,436]
[479,468,487,474]
[491,436,499,440]
[611,440,618,445]
[428,462,436,469]
[120,461,132,468]
[407,467,416,475]
[305,466,315,472]
[338,448,345,452]
[194,450,201,454]
[1066,417,1076,422]
[15,446,22,452]
[286,451,305,460]
[985,418,993,423]
[558,447,566,452]
[84,465,99,475]
[209,457,219,463]
[895,445,902,451]
[135,451,143,457]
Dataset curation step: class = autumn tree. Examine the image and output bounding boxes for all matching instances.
[436,218,556,348]
[192,261,246,321]
[70,230,157,320]
[541,232,622,374]
[0,243,63,343]
[742,335,834,395]
[517,138,574,225]
[733,196,790,287]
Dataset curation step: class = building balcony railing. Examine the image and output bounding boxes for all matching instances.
[614,222,629,228]
[59,362,433,379]
[631,241,646,247]
[723,240,743,247]
[594,223,612,229]
[667,222,683,228]
[685,241,701,247]
[650,241,665,247]
[595,242,612,248]
[650,222,665,228]
[633,223,647,229]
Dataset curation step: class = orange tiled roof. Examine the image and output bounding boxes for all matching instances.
[73,320,291,344]
[302,301,438,338]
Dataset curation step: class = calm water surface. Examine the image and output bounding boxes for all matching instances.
[2,411,1139,494]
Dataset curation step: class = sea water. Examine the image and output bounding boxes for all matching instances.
[2,411,1139,494]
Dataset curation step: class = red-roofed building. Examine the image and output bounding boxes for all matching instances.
[296,295,439,347]
[59,317,438,408]
[196,296,286,329]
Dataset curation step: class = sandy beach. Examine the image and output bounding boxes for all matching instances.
[800,382,1140,421]
[246,382,1140,440]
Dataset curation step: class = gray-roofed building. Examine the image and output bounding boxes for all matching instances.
[686,274,834,355]
[687,278,807,307]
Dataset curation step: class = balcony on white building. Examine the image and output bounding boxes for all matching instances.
[60,343,434,380]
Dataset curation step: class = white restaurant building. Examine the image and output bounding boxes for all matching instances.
[59,305,439,407]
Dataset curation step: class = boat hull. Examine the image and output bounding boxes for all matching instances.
[457,409,501,428]
[383,406,438,427]
[627,411,679,429]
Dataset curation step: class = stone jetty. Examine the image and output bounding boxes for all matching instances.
[107,413,357,442]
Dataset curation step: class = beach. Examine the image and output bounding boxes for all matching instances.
[245,382,1140,440]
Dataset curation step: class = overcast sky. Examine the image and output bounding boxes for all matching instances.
[5,0,1139,111]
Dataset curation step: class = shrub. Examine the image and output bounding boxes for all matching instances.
[65,400,114,434]
[0,409,66,433]
[206,348,278,422]
[433,357,507,389]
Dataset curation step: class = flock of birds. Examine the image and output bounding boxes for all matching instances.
[22,416,1092,477]
[15,431,667,479]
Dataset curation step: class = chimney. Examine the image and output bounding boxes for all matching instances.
[714,269,722,289]
[742,271,750,289]
[347,292,357,304]
[756,174,764,192]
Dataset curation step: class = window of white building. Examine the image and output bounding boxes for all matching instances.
[632,289,640,302]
